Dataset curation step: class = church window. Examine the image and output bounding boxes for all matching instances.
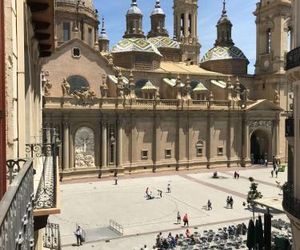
[67,75,89,94]
[72,47,81,58]
[63,22,70,41]
[217,147,224,156]
[141,150,148,160]
[180,14,184,36]
[88,28,93,46]
[196,141,204,157]
[188,14,192,35]
[287,27,292,52]
[165,149,172,159]
[266,28,272,54]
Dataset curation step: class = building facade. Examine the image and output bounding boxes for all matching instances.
[42,0,290,179]
[284,0,300,248]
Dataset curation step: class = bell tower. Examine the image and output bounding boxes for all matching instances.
[148,0,168,38]
[123,0,145,38]
[173,0,201,64]
[254,0,292,74]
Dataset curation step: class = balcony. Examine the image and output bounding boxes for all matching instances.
[286,46,300,71]
[0,159,35,250]
[282,183,300,220]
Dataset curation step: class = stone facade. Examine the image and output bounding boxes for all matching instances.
[41,0,291,179]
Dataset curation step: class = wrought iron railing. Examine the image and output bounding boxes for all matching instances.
[6,159,27,184]
[282,182,300,219]
[286,46,300,70]
[43,223,61,249]
[0,159,34,250]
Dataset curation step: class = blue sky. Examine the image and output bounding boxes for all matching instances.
[96,0,258,73]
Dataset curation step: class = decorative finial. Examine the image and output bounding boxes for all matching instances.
[222,0,227,16]
[132,0,137,7]
[155,0,161,8]
[101,17,106,34]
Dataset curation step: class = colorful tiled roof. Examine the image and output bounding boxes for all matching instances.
[201,46,248,63]
[148,37,180,50]
[141,81,157,90]
[112,38,162,56]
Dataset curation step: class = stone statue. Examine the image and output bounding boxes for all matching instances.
[62,78,70,96]
[274,90,280,104]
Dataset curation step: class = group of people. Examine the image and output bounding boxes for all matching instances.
[226,196,234,209]
[145,183,171,200]
[176,212,189,227]
[156,232,178,249]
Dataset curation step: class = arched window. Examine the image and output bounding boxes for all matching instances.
[67,75,89,94]
[196,140,204,157]
[287,27,292,52]
[266,28,272,54]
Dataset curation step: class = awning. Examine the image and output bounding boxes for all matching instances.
[211,79,227,88]
[254,197,284,213]
[163,78,185,87]
[108,75,129,85]
[141,81,157,91]
[193,82,208,92]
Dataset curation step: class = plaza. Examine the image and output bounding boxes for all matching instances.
[50,166,288,249]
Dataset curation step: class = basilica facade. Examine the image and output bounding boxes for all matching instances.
[41,0,292,178]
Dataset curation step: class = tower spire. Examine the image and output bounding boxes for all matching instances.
[132,0,137,6]
[124,0,145,38]
[155,0,160,8]
[148,0,168,37]
[222,0,227,16]
[99,16,109,52]
[100,17,107,37]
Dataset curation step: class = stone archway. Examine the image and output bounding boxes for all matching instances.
[250,129,271,164]
[74,127,95,168]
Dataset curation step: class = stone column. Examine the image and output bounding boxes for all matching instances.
[117,118,123,168]
[63,121,69,171]
[207,112,213,168]
[177,113,188,169]
[226,112,232,167]
[273,116,280,158]
[153,113,160,172]
[242,115,250,166]
[130,115,137,168]
[69,125,74,169]
[101,121,107,168]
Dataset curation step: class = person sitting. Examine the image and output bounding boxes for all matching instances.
[185,228,191,238]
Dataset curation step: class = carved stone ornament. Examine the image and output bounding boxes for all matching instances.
[249,120,272,133]
[44,80,52,96]
[61,78,70,96]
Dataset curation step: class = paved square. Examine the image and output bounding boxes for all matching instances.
[50,166,288,249]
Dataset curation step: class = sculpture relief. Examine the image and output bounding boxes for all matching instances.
[75,127,95,168]
[61,78,70,96]
[249,120,272,133]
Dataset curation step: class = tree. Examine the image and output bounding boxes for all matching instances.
[246,178,263,219]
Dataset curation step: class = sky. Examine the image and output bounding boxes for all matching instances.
[95,0,258,74]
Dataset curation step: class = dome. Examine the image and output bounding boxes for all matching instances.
[201,46,248,63]
[127,0,142,15]
[56,0,95,10]
[112,38,162,56]
[148,37,180,49]
[151,0,165,15]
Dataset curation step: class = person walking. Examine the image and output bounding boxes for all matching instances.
[264,159,268,167]
[114,175,118,185]
[177,211,181,224]
[229,196,233,209]
[167,183,171,193]
[183,213,189,227]
[226,196,230,208]
[74,225,83,246]
[157,189,162,198]
[207,200,212,210]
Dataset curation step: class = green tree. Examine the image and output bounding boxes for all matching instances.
[247,178,263,219]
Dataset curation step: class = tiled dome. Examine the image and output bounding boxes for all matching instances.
[201,46,248,63]
[148,37,180,50]
[112,38,162,56]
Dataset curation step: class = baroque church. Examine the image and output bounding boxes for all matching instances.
[41,0,292,178]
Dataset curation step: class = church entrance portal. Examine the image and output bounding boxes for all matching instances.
[250,129,270,164]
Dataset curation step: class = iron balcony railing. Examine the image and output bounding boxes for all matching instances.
[43,223,61,250]
[286,46,300,70]
[282,182,300,219]
[0,159,35,250]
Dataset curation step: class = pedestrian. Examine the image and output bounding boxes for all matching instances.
[275,168,279,178]
[229,196,233,209]
[183,213,189,227]
[177,211,181,224]
[185,228,191,238]
[114,175,118,185]
[265,159,268,167]
[271,170,274,178]
[143,244,148,250]
[272,156,276,171]
[74,225,83,246]
[207,200,212,210]
[226,196,230,208]
[157,189,162,198]
[167,183,171,193]
[234,171,237,179]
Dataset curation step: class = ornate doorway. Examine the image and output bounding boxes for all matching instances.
[74,127,95,168]
[250,129,270,164]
